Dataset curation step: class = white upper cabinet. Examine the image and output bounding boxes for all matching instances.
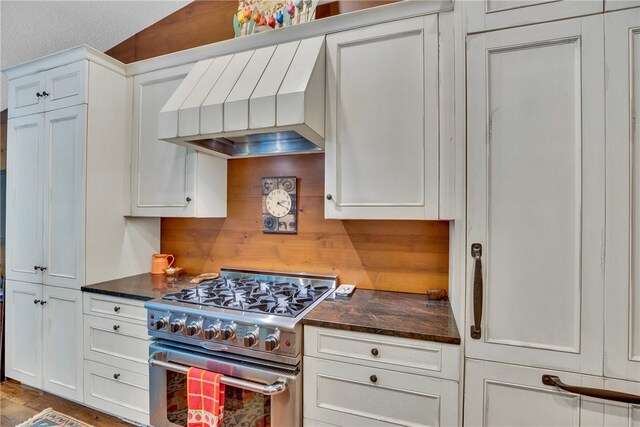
[325,16,448,220]
[8,60,87,118]
[466,15,605,375]
[130,64,227,217]
[604,8,640,383]
[4,47,159,289]
[7,72,45,117]
[466,0,603,33]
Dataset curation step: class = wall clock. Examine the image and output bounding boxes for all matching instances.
[262,176,297,234]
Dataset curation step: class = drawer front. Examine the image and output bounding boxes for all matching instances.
[44,61,87,111]
[84,314,150,375]
[304,326,459,380]
[83,292,147,324]
[303,356,458,427]
[84,360,149,425]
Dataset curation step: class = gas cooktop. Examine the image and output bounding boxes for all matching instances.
[145,268,338,365]
[162,276,332,318]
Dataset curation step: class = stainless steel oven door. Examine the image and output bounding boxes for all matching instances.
[148,342,300,427]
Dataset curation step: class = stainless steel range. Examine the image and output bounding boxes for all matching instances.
[145,268,337,427]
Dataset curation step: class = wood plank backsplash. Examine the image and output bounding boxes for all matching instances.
[161,154,449,293]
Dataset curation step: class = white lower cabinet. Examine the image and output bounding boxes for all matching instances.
[83,313,150,375]
[82,292,150,424]
[42,286,84,401]
[83,360,150,425]
[5,281,43,388]
[603,379,640,426]
[303,326,459,427]
[5,281,83,402]
[464,359,605,426]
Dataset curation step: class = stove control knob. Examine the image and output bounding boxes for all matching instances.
[155,318,169,330]
[186,322,201,336]
[203,325,221,340]
[265,335,280,352]
[170,320,184,333]
[221,324,236,340]
[243,330,259,348]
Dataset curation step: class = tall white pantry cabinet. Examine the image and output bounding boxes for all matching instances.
[464,6,640,426]
[3,46,158,403]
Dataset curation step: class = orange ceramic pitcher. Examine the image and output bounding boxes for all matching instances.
[151,253,175,274]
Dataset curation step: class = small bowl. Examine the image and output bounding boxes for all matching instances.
[163,267,184,277]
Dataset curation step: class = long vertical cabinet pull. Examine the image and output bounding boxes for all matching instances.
[470,243,483,339]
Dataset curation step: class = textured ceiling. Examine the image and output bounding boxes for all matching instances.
[0,0,190,110]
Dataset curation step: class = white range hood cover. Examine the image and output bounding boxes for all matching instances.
[158,36,325,158]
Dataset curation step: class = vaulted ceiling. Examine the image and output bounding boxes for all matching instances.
[0,0,190,110]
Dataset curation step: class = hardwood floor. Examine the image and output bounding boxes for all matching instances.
[0,379,133,426]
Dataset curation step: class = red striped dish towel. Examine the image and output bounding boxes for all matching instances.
[187,367,226,427]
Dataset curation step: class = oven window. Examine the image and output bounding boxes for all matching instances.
[167,371,271,427]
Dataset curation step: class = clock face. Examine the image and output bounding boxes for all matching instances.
[262,176,297,234]
[265,188,292,218]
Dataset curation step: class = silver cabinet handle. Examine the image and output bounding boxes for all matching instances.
[470,243,483,339]
[542,375,640,405]
[148,351,288,396]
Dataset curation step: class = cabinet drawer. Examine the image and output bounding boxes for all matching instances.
[84,315,150,375]
[83,360,149,426]
[303,356,458,427]
[83,292,146,324]
[304,326,459,380]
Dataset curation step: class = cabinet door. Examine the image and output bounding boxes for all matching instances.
[42,286,84,401]
[466,16,605,374]
[5,280,43,388]
[604,8,640,383]
[43,61,88,112]
[465,359,604,426]
[42,105,86,289]
[466,0,603,33]
[325,16,439,220]
[603,379,640,426]
[6,114,44,283]
[7,72,45,118]
[131,64,196,217]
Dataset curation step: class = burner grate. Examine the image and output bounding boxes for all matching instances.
[162,276,332,317]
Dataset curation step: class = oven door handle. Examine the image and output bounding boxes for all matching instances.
[148,351,288,396]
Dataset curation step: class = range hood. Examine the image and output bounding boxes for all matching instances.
[158,36,325,158]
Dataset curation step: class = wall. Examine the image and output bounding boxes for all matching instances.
[0,110,5,277]
[0,0,445,293]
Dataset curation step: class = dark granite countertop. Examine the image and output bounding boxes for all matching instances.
[81,273,199,301]
[302,289,461,345]
[83,274,460,345]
